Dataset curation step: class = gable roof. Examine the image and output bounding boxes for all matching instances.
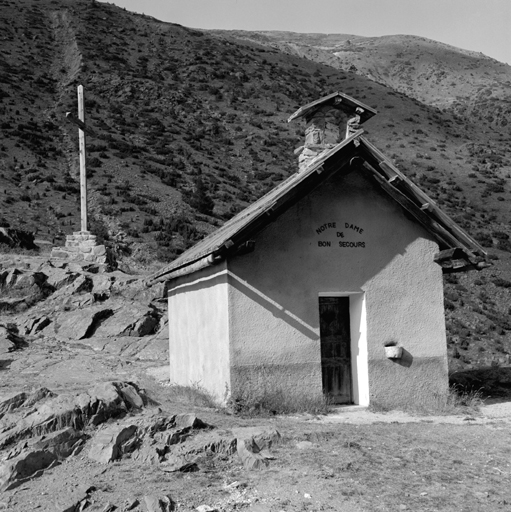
[149,131,486,284]
[287,91,377,124]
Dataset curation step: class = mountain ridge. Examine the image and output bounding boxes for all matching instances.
[211,30,511,130]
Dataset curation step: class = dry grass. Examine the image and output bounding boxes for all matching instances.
[227,386,332,417]
[368,385,484,416]
[163,382,221,409]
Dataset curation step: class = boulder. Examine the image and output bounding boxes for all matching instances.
[50,274,92,299]
[0,448,57,491]
[231,427,281,450]
[0,297,29,314]
[30,316,52,334]
[175,413,209,430]
[123,499,140,511]
[236,437,271,470]
[11,271,47,292]
[0,338,14,355]
[127,336,168,360]
[44,306,114,339]
[19,315,52,335]
[0,428,85,491]
[0,387,54,418]
[143,494,174,512]
[0,270,49,311]
[53,484,96,512]
[93,303,160,337]
[233,427,280,471]
[117,381,146,409]
[296,440,314,450]
[3,268,20,287]
[22,427,86,458]
[79,336,146,356]
[44,268,80,290]
[88,423,138,463]
[171,430,237,458]
[91,274,114,299]
[160,455,198,473]
[0,325,26,352]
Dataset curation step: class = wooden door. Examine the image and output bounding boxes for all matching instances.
[319,296,352,404]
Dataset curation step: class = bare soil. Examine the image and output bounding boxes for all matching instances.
[1,335,511,511]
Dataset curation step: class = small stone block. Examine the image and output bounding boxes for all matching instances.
[80,246,92,253]
[51,250,70,259]
[84,253,96,262]
[80,240,97,248]
[92,245,106,256]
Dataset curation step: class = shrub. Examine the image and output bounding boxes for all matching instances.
[186,176,215,216]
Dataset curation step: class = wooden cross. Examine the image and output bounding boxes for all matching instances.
[65,85,96,233]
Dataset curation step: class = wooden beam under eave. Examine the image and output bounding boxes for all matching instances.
[362,163,469,252]
[441,263,479,274]
[359,138,486,257]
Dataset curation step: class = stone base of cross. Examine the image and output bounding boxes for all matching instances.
[51,231,108,266]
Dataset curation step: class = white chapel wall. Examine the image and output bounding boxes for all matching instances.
[227,169,448,407]
[167,262,231,402]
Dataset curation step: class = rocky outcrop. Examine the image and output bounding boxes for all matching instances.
[93,303,160,337]
[0,388,55,419]
[2,256,166,343]
[0,381,147,490]
[0,325,27,354]
[88,424,138,463]
[0,428,86,491]
[0,269,52,313]
[0,381,146,450]
[0,376,280,501]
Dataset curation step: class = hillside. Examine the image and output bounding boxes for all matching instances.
[1,0,511,371]
[212,30,511,133]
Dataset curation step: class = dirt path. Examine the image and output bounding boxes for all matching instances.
[309,400,511,426]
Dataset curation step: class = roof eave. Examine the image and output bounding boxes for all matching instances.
[288,91,377,124]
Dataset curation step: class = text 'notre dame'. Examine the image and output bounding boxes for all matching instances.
[315,221,366,248]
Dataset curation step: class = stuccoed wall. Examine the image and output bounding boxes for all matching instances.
[167,262,231,402]
[227,269,324,402]
[227,169,448,408]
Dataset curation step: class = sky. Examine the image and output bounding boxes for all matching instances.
[107,0,511,65]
